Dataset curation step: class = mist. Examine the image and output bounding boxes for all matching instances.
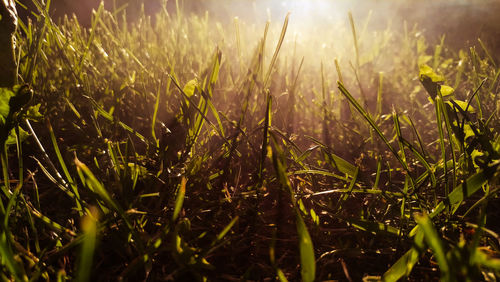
[17,0,500,56]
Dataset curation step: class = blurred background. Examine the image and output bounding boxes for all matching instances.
[16,0,500,58]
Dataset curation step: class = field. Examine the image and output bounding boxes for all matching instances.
[1,0,500,280]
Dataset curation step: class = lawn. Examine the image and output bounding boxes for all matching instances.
[0,0,499,280]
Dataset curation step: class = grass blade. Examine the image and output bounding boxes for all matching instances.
[410,161,499,236]
[338,82,408,171]
[415,214,450,281]
[77,208,99,282]
[263,13,289,89]
[383,227,425,281]
[47,120,83,215]
[172,177,186,222]
[295,208,316,282]
[216,216,239,242]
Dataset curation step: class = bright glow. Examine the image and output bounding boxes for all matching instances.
[276,0,343,22]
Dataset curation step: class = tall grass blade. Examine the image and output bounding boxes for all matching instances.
[263,13,289,89]
[75,157,144,252]
[338,82,408,171]
[76,2,104,78]
[77,208,99,282]
[47,120,83,214]
[271,138,315,282]
[295,208,316,282]
[258,94,272,186]
[415,214,450,281]
[348,11,360,69]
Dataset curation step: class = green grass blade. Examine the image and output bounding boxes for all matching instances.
[276,268,289,282]
[87,96,147,143]
[151,76,170,144]
[437,92,457,190]
[263,13,289,89]
[216,216,239,241]
[295,208,316,282]
[435,96,450,195]
[335,167,359,212]
[478,38,496,68]
[432,162,498,217]
[76,208,99,282]
[76,2,104,78]
[338,82,408,171]
[172,177,186,222]
[258,94,272,186]
[0,230,25,281]
[375,72,384,120]
[47,120,83,214]
[74,157,144,251]
[409,161,499,237]
[374,157,382,189]
[415,214,450,281]
[290,169,348,182]
[348,11,360,69]
[307,136,358,178]
[383,228,425,281]
[400,138,436,188]
[345,218,401,236]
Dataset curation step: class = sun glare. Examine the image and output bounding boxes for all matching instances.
[278,0,342,21]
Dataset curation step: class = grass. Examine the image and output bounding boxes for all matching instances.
[0,0,499,280]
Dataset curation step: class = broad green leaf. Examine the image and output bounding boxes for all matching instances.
[440,85,454,97]
[0,87,15,119]
[463,124,475,140]
[446,100,475,113]
[471,150,485,169]
[183,79,197,98]
[25,104,43,121]
[5,127,28,146]
[419,64,444,100]
[419,64,445,83]
[326,151,358,178]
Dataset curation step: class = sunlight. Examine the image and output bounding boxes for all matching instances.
[277,0,342,21]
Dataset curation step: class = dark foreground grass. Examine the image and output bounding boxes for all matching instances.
[0,0,499,281]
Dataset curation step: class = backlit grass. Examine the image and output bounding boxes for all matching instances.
[0,0,499,280]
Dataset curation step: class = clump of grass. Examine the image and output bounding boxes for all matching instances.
[0,0,498,280]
